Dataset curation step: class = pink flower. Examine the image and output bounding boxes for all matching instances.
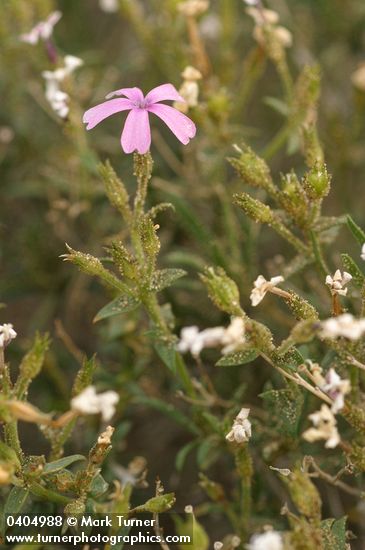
[83,84,196,154]
[20,11,62,45]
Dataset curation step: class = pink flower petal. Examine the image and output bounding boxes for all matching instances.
[105,87,144,102]
[145,83,185,105]
[83,98,133,130]
[147,103,196,145]
[121,109,151,154]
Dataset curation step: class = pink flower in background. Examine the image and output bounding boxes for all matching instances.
[83,84,196,154]
[20,11,62,45]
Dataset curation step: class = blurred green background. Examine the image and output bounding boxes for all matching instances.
[1,0,365,545]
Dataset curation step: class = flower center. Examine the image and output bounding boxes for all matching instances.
[134,99,148,109]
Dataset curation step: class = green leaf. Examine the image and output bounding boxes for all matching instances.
[274,347,305,369]
[93,294,140,323]
[90,474,109,497]
[216,348,258,366]
[4,487,29,515]
[261,387,304,438]
[347,215,365,245]
[196,438,220,469]
[341,253,365,288]
[2,487,29,534]
[263,96,289,116]
[43,455,86,475]
[149,268,187,292]
[133,396,200,436]
[175,440,199,472]
[321,517,347,550]
[153,339,177,375]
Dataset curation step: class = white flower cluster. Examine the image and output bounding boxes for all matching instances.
[302,404,340,448]
[246,6,292,49]
[71,386,119,422]
[0,324,17,348]
[99,0,119,13]
[174,66,202,113]
[226,408,252,444]
[250,275,284,307]
[320,314,365,340]
[325,269,352,296]
[247,530,283,550]
[42,55,83,118]
[20,11,83,119]
[178,317,245,357]
[20,11,62,44]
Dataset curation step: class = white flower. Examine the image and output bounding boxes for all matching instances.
[178,0,210,17]
[178,318,245,356]
[0,324,17,348]
[20,11,62,44]
[320,314,365,340]
[246,7,279,26]
[302,404,340,448]
[247,531,283,550]
[42,55,83,118]
[63,55,84,74]
[321,368,350,414]
[221,317,245,354]
[99,0,119,12]
[177,326,225,356]
[351,64,365,92]
[325,269,352,296]
[214,543,223,550]
[179,80,199,109]
[250,275,284,306]
[226,408,251,444]
[71,386,119,422]
[177,326,201,355]
[243,0,260,6]
[361,243,365,261]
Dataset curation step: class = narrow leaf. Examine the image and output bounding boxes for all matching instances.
[216,348,258,366]
[43,454,86,475]
[341,253,365,288]
[149,268,187,292]
[347,215,365,245]
[93,294,140,323]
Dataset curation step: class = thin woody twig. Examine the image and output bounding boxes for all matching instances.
[305,456,365,499]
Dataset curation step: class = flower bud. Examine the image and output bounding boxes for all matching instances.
[200,267,243,316]
[110,242,138,280]
[99,161,132,221]
[234,193,274,224]
[136,492,176,513]
[303,164,331,199]
[229,146,274,193]
[284,467,322,519]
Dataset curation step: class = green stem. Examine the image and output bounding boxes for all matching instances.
[234,446,252,538]
[29,482,72,505]
[4,421,23,462]
[310,230,329,276]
